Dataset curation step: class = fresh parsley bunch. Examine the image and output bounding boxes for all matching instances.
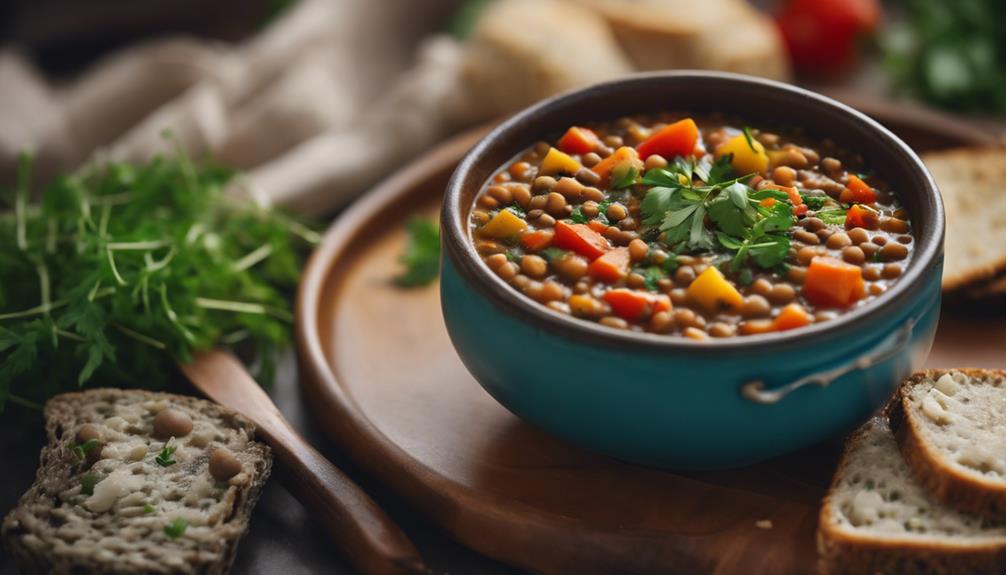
[0,150,317,410]
[639,156,795,278]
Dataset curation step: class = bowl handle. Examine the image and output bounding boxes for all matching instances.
[739,319,915,405]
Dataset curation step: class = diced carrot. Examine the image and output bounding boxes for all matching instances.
[653,294,672,313]
[772,303,811,331]
[591,146,639,183]
[553,221,610,260]
[759,197,778,208]
[636,118,699,160]
[804,256,865,308]
[739,319,776,335]
[845,174,877,204]
[602,288,653,321]
[588,247,630,283]
[558,126,601,155]
[845,204,879,230]
[587,219,608,233]
[520,229,554,252]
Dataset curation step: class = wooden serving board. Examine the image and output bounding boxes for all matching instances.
[296,109,1004,575]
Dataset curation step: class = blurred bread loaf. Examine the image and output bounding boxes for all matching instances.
[458,0,633,122]
[573,0,790,80]
[2,389,271,575]
[922,148,1006,292]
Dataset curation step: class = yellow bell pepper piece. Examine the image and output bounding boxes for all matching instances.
[539,147,583,176]
[480,209,527,239]
[715,133,769,175]
[686,267,744,312]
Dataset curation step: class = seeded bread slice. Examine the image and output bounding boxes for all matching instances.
[818,417,1006,575]
[921,148,1006,292]
[893,369,1006,520]
[2,388,272,575]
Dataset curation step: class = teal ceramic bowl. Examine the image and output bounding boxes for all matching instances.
[440,72,944,470]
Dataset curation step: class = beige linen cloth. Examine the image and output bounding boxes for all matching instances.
[0,0,787,214]
[0,0,476,213]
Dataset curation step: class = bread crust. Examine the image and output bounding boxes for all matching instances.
[2,388,272,575]
[894,369,1006,520]
[817,416,1006,575]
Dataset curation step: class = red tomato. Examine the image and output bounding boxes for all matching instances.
[775,0,881,75]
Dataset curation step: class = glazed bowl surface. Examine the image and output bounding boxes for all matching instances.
[440,71,944,470]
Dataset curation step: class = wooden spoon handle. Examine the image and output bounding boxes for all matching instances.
[180,350,430,575]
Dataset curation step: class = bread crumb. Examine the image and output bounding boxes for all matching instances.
[755,519,773,530]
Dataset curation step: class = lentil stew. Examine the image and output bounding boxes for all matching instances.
[469,115,914,339]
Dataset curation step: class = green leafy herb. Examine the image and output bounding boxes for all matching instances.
[799,193,828,211]
[505,249,521,263]
[80,473,98,496]
[394,217,440,288]
[569,206,589,224]
[164,518,188,539]
[539,248,567,263]
[642,266,665,292]
[155,442,177,467]
[0,150,316,410]
[611,165,639,189]
[818,208,848,226]
[506,204,526,218]
[72,438,99,460]
[742,127,757,152]
[143,503,156,514]
[884,0,1006,114]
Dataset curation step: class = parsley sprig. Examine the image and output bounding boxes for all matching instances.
[639,155,797,273]
[164,518,188,539]
[394,218,439,287]
[72,438,100,460]
[155,441,177,467]
[0,150,317,410]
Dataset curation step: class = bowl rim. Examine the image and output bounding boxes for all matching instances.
[441,71,945,353]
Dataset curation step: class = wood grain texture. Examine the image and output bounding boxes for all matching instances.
[179,351,431,575]
[296,108,1004,575]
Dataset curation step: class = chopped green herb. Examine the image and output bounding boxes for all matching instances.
[539,248,567,263]
[155,442,177,467]
[0,150,315,409]
[143,503,156,514]
[72,438,100,460]
[569,206,589,224]
[818,208,848,226]
[505,249,521,263]
[394,217,440,288]
[611,165,639,189]
[800,193,828,211]
[80,473,99,496]
[164,518,188,539]
[738,268,754,286]
[642,266,665,292]
[871,251,883,263]
[742,127,757,153]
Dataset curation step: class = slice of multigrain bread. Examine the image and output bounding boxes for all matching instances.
[818,417,1006,575]
[2,388,272,575]
[893,369,1006,519]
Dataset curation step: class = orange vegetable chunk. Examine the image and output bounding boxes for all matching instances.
[772,303,811,331]
[591,146,639,183]
[552,221,610,260]
[589,247,630,283]
[844,204,879,230]
[558,127,601,155]
[686,267,744,312]
[603,289,654,321]
[539,147,583,177]
[804,256,865,308]
[845,174,877,204]
[636,118,699,160]
[520,229,554,252]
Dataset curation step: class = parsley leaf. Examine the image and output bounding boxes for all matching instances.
[80,473,99,496]
[143,504,156,514]
[705,155,735,185]
[539,248,567,263]
[72,438,100,460]
[164,518,188,539]
[800,193,828,211]
[394,218,440,287]
[611,165,639,189]
[642,266,665,291]
[818,208,848,226]
[742,127,757,152]
[155,442,177,467]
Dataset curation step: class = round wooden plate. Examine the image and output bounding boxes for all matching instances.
[296,107,1001,575]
